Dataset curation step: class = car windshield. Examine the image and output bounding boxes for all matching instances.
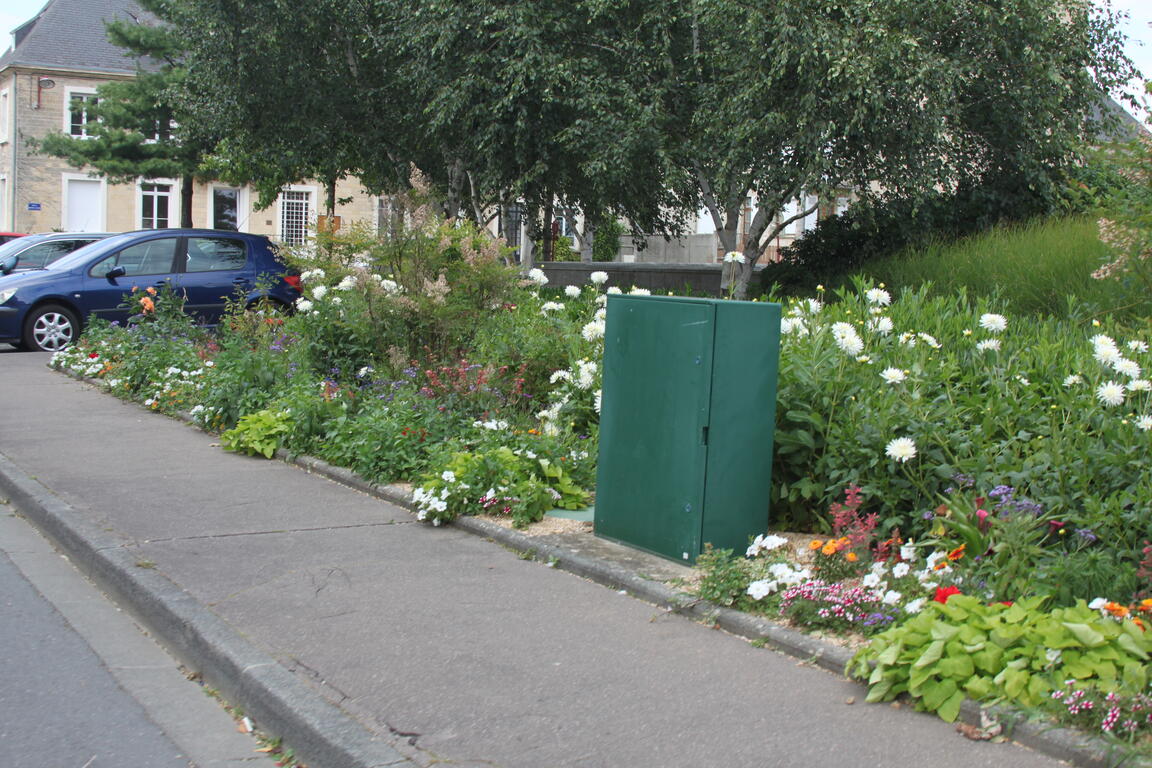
[0,235,47,260]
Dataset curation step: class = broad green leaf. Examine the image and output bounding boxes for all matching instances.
[1062,622,1106,648]
[914,640,946,669]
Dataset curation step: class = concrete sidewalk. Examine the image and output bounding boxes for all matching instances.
[0,350,1092,768]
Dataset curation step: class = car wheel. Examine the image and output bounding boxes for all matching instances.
[23,304,80,352]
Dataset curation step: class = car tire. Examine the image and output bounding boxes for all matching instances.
[23,304,80,352]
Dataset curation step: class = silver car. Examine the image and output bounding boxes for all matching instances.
[0,232,115,275]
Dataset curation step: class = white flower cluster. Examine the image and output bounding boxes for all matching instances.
[564,285,582,298]
[590,271,609,286]
[979,313,1007,333]
[581,319,606,342]
[885,436,917,463]
[746,562,811,599]
[527,268,548,286]
[541,301,565,314]
[472,419,509,431]
[1088,334,1151,413]
[746,533,790,558]
[299,268,326,283]
[574,359,598,390]
[831,322,864,356]
[880,367,907,385]
[412,485,450,526]
[781,315,809,337]
[866,316,894,335]
[336,274,358,291]
[373,276,403,295]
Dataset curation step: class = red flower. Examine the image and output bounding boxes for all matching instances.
[934,586,962,604]
[998,601,1014,607]
[88,352,99,359]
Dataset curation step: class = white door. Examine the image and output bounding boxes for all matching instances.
[65,179,103,232]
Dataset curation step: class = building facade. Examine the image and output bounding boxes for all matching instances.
[0,0,377,241]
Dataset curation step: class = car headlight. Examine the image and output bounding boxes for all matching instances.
[0,287,16,305]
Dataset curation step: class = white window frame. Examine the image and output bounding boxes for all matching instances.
[137,178,178,229]
[277,184,316,245]
[0,173,8,229]
[61,172,108,231]
[0,88,10,145]
[63,87,100,139]
[209,184,248,231]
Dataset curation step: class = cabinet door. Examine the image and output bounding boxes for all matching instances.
[595,297,714,562]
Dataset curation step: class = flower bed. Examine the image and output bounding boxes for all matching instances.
[47,207,1152,753]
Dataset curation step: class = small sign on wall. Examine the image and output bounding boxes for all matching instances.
[27,202,41,211]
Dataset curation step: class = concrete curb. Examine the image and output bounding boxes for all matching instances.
[45,370,1134,767]
[0,452,414,768]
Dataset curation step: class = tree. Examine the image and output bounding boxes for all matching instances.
[168,0,683,265]
[644,0,1137,297]
[35,4,212,226]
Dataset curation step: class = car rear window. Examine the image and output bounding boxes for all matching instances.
[184,237,248,272]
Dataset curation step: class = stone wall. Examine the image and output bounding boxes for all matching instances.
[538,261,765,297]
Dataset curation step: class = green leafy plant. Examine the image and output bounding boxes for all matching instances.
[694,546,759,610]
[412,446,590,528]
[849,596,1152,723]
[220,408,291,458]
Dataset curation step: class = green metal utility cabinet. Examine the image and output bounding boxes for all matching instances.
[594,295,782,564]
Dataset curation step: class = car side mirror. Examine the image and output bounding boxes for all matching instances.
[0,255,15,276]
[105,265,127,280]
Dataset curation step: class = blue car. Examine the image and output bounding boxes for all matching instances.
[0,229,300,351]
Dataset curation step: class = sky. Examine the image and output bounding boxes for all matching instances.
[1,0,1150,118]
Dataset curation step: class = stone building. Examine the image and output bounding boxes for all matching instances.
[0,0,378,239]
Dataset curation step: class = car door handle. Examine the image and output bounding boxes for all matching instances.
[232,277,249,284]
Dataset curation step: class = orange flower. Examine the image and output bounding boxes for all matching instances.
[145,286,157,296]
[140,297,155,313]
[1137,599,1152,613]
[947,544,966,561]
[1104,602,1130,618]
[845,552,858,562]
[821,542,838,556]
[809,539,824,551]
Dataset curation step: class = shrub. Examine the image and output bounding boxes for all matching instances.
[769,280,1152,543]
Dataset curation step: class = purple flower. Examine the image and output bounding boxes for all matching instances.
[1076,528,1098,543]
[988,485,1015,500]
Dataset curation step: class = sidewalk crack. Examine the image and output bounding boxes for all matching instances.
[122,520,416,545]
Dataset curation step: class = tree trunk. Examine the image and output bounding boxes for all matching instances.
[444,158,465,219]
[180,174,194,228]
[326,177,337,219]
[542,196,554,262]
[579,220,595,262]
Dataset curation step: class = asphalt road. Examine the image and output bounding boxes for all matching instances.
[0,500,270,768]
